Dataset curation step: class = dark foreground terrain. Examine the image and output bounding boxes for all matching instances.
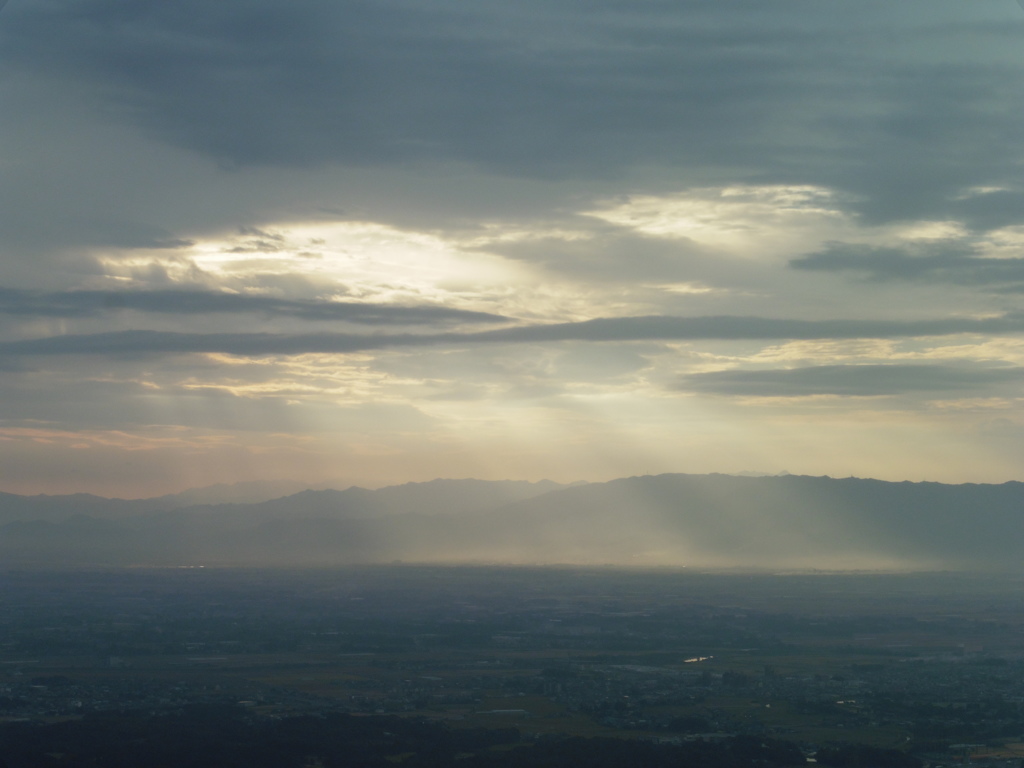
[1,567,1023,766]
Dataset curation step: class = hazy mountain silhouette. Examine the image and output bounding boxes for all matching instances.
[1,474,1022,570]
[222,478,568,520]
[0,480,332,524]
[0,491,169,524]
[148,479,332,507]
[0,478,564,525]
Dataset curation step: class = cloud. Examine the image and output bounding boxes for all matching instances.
[790,242,1024,290]
[678,364,1024,397]
[4,0,1024,493]
[5,0,1023,224]
[0,370,435,433]
[3,313,1024,359]
[479,314,1024,344]
[948,189,1024,232]
[0,288,507,325]
[486,228,713,282]
[370,344,660,394]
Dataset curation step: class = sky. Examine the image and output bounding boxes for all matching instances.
[2,0,1024,497]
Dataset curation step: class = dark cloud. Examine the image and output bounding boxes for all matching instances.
[948,189,1024,232]
[479,314,1024,344]
[3,313,1024,359]
[5,0,1023,223]
[790,242,1024,290]
[0,288,506,325]
[0,215,191,253]
[6,0,808,172]
[679,364,1024,397]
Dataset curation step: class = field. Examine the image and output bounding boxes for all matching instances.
[3,567,1024,761]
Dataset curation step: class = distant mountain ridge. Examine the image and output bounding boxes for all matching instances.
[0,479,332,523]
[1,474,1022,570]
[0,478,567,524]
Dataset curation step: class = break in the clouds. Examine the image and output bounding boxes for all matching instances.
[1,0,1024,495]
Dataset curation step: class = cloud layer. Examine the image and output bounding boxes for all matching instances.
[5,313,1024,359]
[0,288,506,325]
[792,243,1024,291]
[1,0,1023,494]
[680,364,1024,397]
[6,0,1024,222]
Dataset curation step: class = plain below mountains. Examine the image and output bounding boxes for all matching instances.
[1,474,1022,571]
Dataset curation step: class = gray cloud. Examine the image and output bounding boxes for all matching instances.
[0,373,435,433]
[3,313,1024,359]
[0,288,506,325]
[480,314,1024,344]
[4,0,1023,225]
[5,0,811,171]
[488,227,716,282]
[947,189,1024,232]
[791,242,1024,290]
[679,364,1024,397]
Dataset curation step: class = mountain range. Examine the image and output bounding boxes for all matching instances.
[1,474,1021,570]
